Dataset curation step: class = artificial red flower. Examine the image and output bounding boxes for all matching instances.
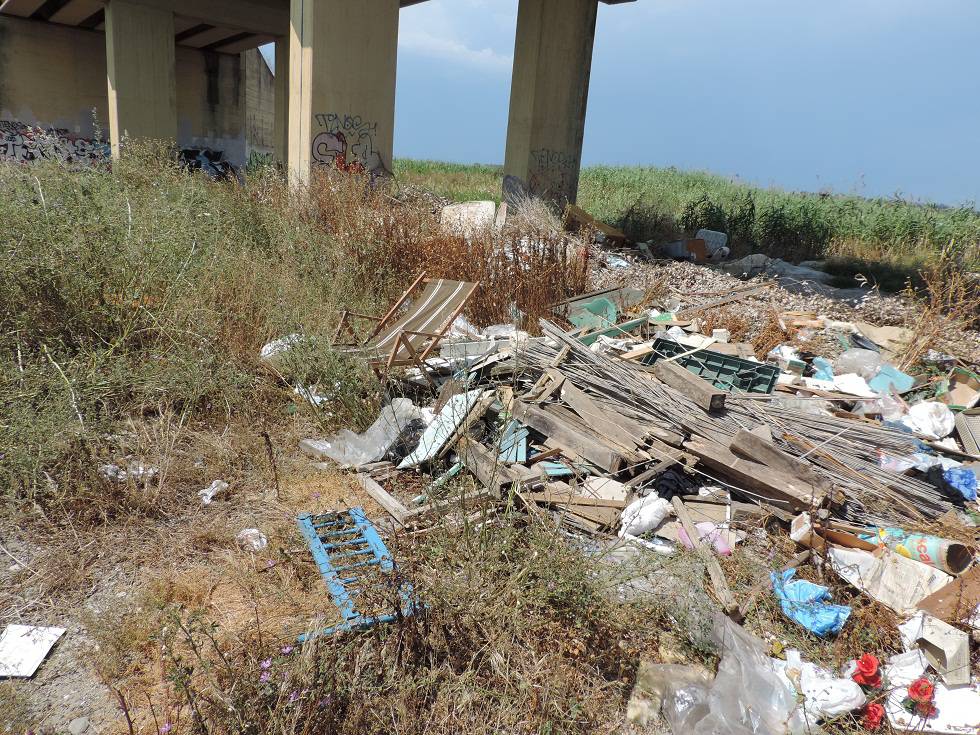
[915,701,938,718]
[852,653,882,688]
[862,702,885,731]
[908,677,935,703]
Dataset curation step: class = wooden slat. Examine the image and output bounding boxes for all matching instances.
[355,473,407,527]
[652,360,726,412]
[729,429,832,492]
[684,438,825,510]
[512,400,626,473]
[672,496,739,616]
[528,489,627,509]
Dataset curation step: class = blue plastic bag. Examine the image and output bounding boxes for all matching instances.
[770,568,851,637]
[944,467,978,501]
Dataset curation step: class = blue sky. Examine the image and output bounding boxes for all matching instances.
[265,0,980,206]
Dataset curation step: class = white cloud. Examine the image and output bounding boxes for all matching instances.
[398,0,514,73]
[398,30,512,72]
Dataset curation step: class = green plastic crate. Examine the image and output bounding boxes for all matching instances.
[641,338,779,394]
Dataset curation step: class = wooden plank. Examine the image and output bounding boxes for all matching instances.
[683,438,825,510]
[729,429,832,492]
[671,496,740,617]
[401,485,498,524]
[558,376,644,449]
[512,400,626,473]
[355,473,408,527]
[676,283,771,319]
[528,489,627,509]
[527,447,562,465]
[457,438,518,492]
[652,360,726,412]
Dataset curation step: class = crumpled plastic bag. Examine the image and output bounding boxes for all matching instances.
[833,348,882,380]
[303,398,423,468]
[772,651,866,729]
[944,466,978,501]
[236,528,267,552]
[663,613,809,734]
[618,494,672,537]
[901,401,955,440]
[770,568,851,637]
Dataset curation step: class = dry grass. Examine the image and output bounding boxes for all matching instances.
[898,244,980,369]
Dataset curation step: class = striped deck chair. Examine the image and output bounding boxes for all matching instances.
[333,274,479,382]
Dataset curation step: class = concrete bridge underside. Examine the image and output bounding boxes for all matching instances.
[0,0,635,205]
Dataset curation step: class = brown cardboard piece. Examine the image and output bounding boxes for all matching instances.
[917,565,980,627]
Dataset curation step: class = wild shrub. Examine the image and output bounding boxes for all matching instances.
[680,192,727,235]
[725,191,756,255]
[753,199,832,260]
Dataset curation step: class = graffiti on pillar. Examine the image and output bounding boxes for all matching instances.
[179,147,236,180]
[528,148,579,203]
[311,113,390,178]
[0,120,110,165]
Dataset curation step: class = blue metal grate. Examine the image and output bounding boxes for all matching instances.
[296,507,419,642]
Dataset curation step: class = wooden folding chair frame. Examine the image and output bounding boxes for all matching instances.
[332,273,476,387]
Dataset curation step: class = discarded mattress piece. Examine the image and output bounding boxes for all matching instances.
[0,624,65,677]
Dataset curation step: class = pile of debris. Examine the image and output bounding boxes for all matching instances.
[270,208,980,733]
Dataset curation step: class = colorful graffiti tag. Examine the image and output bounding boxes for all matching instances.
[0,120,110,164]
[1,120,236,179]
[311,113,389,177]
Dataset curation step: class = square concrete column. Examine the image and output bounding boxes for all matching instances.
[287,0,399,184]
[503,0,598,208]
[274,36,289,164]
[104,0,178,159]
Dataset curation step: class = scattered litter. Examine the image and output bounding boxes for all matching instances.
[828,545,952,616]
[260,333,304,361]
[898,611,971,686]
[771,568,851,636]
[771,650,866,727]
[301,398,424,468]
[236,528,268,552]
[618,494,671,537]
[0,624,65,677]
[98,462,158,485]
[883,649,980,734]
[199,479,229,505]
[943,467,978,502]
[868,527,975,575]
[902,401,957,440]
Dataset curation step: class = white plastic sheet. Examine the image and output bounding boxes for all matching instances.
[302,398,424,468]
[0,625,65,677]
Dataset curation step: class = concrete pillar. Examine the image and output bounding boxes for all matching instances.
[104,0,178,159]
[503,0,598,208]
[287,0,399,185]
[274,36,289,164]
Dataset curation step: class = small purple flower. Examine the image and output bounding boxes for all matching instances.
[281,644,294,655]
[260,658,273,670]
[266,559,276,568]
[259,671,271,683]
[160,724,173,735]
[288,690,300,703]
[312,492,321,500]
[317,695,332,709]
